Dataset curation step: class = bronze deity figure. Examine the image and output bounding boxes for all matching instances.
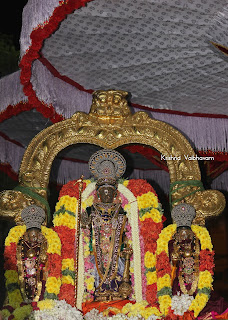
[17,205,48,302]
[81,149,132,301]
[170,204,200,296]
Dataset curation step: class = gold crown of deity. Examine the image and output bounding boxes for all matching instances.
[21,205,46,230]
[171,203,196,228]
[88,149,126,187]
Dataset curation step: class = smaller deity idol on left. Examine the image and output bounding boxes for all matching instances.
[17,205,47,302]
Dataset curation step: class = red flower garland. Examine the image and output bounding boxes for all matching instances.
[199,250,215,274]
[53,225,77,305]
[58,180,87,199]
[163,309,195,320]
[58,283,75,306]
[54,226,75,260]
[127,179,158,197]
[47,253,62,278]
[156,251,172,278]
[146,283,158,306]
[4,243,17,271]
[19,0,93,123]
[140,219,163,253]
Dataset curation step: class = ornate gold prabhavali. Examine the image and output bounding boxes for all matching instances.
[0,89,225,225]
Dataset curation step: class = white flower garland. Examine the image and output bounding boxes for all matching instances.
[77,182,96,309]
[118,184,143,302]
[171,294,194,316]
[29,300,84,320]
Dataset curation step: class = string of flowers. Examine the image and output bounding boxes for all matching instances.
[155,223,214,318]
[53,179,91,306]
[2,225,62,320]
[118,181,143,302]
[123,179,164,306]
[40,227,62,300]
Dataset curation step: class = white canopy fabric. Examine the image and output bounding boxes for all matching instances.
[40,0,228,115]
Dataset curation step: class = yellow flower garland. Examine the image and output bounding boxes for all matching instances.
[5,225,26,246]
[156,224,177,255]
[53,182,95,308]
[4,226,28,310]
[55,195,78,212]
[41,226,61,255]
[191,225,213,251]
[37,299,55,310]
[144,251,156,269]
[156,224,214,317]
[156,224,174,316]
[139,208,162,223]
[62,258,75,270]
[121,301,161,319]
[137,192,159,210]
[45,277,62,296]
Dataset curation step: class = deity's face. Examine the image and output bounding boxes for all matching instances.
[25,258,36,269]
[27,228,40,246]
[97,185,116,203]
[176,227,194,242]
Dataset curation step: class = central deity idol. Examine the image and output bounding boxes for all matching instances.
[81,149,132,301]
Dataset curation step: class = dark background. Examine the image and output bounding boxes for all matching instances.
[0,1,28,77]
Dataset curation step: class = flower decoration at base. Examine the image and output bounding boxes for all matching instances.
[30,300,84,320]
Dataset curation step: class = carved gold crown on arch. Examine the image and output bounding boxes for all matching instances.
[0,89,225,225]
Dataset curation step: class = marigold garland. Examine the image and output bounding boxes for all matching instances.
[155,223,214,318]
[19,0,92,123]
[121,179,163,305]
[53,180,91,307]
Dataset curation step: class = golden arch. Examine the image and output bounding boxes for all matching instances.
[0,90,225,224]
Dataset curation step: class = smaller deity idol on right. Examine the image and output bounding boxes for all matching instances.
[170,204,199,296]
